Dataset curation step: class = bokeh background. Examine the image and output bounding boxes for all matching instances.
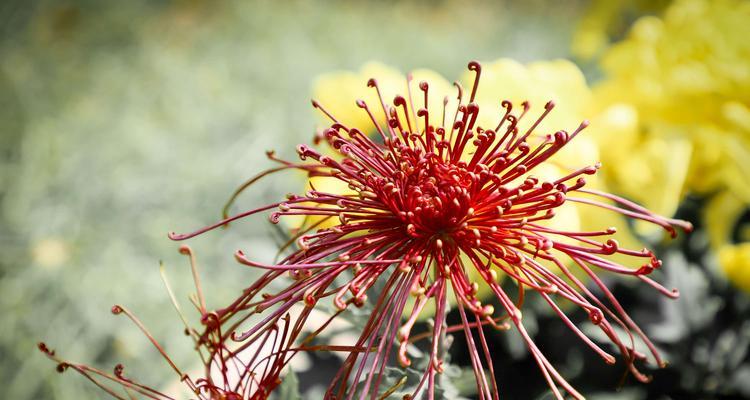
[1,1,748,399]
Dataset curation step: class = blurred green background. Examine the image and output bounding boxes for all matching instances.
[1,1,748,399]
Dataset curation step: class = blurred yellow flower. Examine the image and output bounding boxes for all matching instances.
[706,192,750,250]
[593,0,750,289]
[706,191,750,292]
[589,104,691,231]
[312,62,456,133]
[719,244,750,293]
[312,62,405,129]
[460,59,598,169]
[595,0,750,202]
[313,59,598,239]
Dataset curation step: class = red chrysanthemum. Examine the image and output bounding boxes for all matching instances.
[41,61,690,400]
[166,61,691,399]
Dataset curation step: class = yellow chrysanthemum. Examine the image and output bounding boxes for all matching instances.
[718,244,750,293]
[312,62,405,129]
[312,62,456,132]
[593,0,750,288]
[461,59,598,169]
[589,103,691,232]
[705,191,750,292]
[595,0,750,202]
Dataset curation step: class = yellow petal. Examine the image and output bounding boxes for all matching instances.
[312,62,404,130]
[719,243,750,293]
[704,191,749,249]
[463,59,591,135]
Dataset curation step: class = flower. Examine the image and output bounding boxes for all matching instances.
[595,0,750,202]
[311,59,627,288]
[593,0,750,287]
[588,103,692,234]
[170,61,691,399]
[706,192,750,292]
[39,246,294,400]
[312,62,455,131]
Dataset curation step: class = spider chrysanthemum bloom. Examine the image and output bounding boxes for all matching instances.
[170,61,691,399]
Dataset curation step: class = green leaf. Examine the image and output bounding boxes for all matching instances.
[276,369,301,400]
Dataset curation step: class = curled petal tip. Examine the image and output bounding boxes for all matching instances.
[683,221,694,233]
[234,250,252,266]
[397,351,411,368]
[589,309,603,325]
[38,342,53,355]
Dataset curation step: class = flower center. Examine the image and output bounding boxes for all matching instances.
[382,148,479,239]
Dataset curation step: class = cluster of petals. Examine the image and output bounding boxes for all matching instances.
[41,60,691,400]
[167,61,691,399]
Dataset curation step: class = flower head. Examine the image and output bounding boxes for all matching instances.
[169,61,691,399]
[593,0,750,290]
[595,0,750,202]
